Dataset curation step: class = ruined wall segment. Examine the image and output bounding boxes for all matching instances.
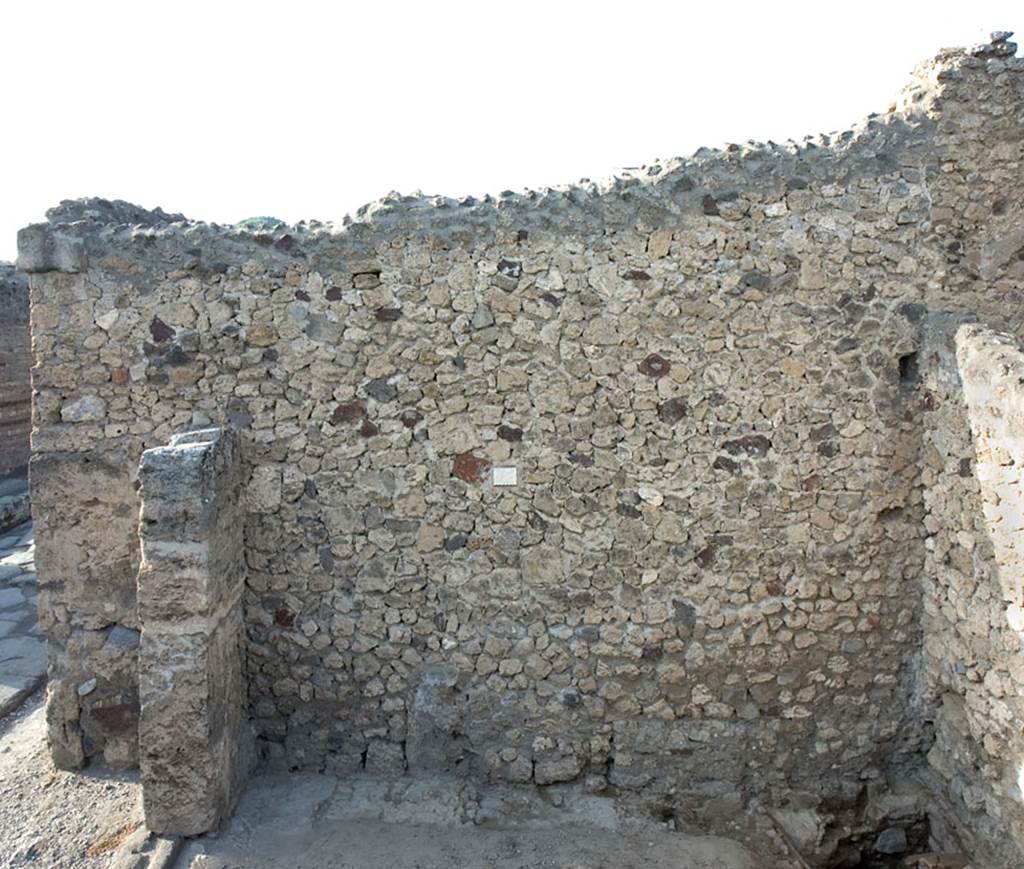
[16,32,1024,833]
[920,323,1024,867]
[0,264,30,478]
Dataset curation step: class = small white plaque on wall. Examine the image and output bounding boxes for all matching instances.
[492,466,518,486]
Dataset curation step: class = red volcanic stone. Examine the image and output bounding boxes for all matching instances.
[712,455,737,473]
[694,544,717,568]
[326,286,344,301]
[658,397,688,424]
[452,452,490,484]
[110,367,129,385]
[149,316,174,343]
[638,353,670,378]
[331,400,365,424]
[274,608,295,628]
[400,409,422,428]
[721,434,772,457]
[90,701,140,737]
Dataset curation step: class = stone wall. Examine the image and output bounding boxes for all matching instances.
[0,263,31,478]
[16,32,1024,849]
[920,323,1024,866]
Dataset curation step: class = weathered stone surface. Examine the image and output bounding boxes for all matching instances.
[137,427,253,835]
[0,266,30,477]
[452,452,489,484]
[917,322,1024,866]
[18,33,1024,865]
[60,395,106,423]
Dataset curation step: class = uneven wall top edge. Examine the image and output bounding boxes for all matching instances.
[17,37,1020,272]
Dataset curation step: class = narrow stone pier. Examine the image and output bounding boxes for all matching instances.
[137,427,252,835]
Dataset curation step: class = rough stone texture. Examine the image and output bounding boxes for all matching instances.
[16,32,1024,860]
[137,427,253,835]
[0,475,31,534]
[0,264,31,477]
[0,520,46,719]
[32,446,142,769]
[920,323,1024,868]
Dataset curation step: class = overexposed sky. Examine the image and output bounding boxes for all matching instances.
[1,1,1019,261]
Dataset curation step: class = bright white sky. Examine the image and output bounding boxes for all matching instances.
[1,1,1019,261]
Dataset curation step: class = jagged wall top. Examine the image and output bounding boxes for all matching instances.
[16,32,1019,271]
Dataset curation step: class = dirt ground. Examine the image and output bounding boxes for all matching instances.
[179,772,767,869]
[0,689,144,869]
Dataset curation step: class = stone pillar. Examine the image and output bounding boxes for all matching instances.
[137,427,252,835]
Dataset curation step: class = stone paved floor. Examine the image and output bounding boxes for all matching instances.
[0,521,46,718]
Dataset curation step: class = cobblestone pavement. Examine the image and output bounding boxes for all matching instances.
[0,521,46,718]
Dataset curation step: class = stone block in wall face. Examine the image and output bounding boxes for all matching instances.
[137,428,242,544]
[44,678,85,769]
[137,426,252,836]
[16,224,87,273]
[30,449,141,630]
[139,607,250,834]
[30,447,142,770]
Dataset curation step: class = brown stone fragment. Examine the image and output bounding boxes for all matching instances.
[453,452,490,484]
[400,409,422,428]
[274,609,295,628]
[325,286,344,301]
[623,269,651,281]
[332,400,365,424]
[90,701,140,737]
[245,323,277,347]
[497,424,524,442]
[721,434,772,457]
[149,317,174,343]
[694,544,717,568]
[375,308,402,322]
[110,367,129,385]
[658,397,688,424]
[359,419,379,438]
[638,353,671,378]
[712,455,737,473]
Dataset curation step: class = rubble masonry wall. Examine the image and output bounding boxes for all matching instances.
[920,323,1024,866]
[16,33,1024,850]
